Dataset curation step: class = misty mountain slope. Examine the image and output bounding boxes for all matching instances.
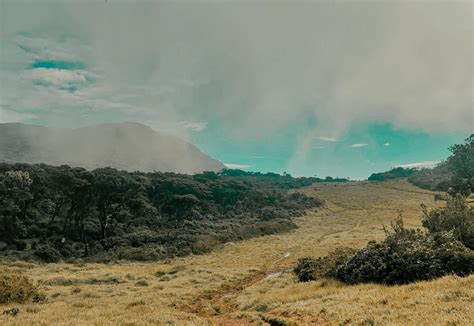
[0,122,225,173]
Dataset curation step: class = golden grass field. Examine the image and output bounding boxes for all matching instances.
[1,180,473,325]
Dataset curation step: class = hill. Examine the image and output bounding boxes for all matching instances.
[369,135,473,195]
[0,122,225,174]
[2,180,472,325]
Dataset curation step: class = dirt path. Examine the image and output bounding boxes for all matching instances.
[175,180,441,324]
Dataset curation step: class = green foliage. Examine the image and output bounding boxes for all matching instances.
[34,244,61,263]
[407,135,474,195]
[333,220,473,285]
[422,195,474,249]
[447,134,474,195]
[295,199,474,285]
[0,163,323,262]
[294,248,356,282]
[368,167,416,181]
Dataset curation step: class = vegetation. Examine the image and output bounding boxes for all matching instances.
[294,247,356,282]
[333,217,473,285]
[295,136,474,286]
[370,134,474,195]
[368,167,416,181]
[1,180,472,325]
[0,163,325,262]
[295,199,474,285]
[422,195,474,249]
[407,163,453,192]
[0,268,41,304]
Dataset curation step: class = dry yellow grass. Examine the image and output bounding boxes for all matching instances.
[1,180,472,325]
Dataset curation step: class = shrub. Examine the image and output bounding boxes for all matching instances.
[33,244,61,263]
[294,248,356,282]
[422,195,474,249]
[110,245,166,261]
[368,167,416,181]
[0,268,40,304]
[332,218,474,285]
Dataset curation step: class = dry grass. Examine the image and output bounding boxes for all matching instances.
[1,180,472,325]
[0,268,41,304]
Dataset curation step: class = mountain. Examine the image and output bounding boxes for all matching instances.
[0,122,225,173]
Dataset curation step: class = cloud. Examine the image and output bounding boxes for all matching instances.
[350,143,368,148]
[21,68,95,92]
[383,143,391,147]
[182,121,208,132]
[317,136,338,142]
[1,1,471,157]
[312,146,326,150]
[395,161,440,169]
[224,163,250,169]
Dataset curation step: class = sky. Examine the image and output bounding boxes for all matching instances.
[0,0,472,179]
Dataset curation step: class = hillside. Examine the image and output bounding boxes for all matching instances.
[2,180,472,325]
[0,122,225,174]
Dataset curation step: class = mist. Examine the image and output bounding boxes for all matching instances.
[0,0,472,177]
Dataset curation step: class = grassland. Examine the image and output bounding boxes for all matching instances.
[1,180,473,325]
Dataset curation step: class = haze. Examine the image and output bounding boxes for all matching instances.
[0,0,472,179]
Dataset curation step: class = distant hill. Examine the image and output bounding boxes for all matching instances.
[0,122,225,174]
[368,135,473,195]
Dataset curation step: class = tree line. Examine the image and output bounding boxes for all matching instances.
[369,134,474,196]
[0,165,325,262]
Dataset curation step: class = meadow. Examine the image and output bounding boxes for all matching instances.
[1,180,473,325]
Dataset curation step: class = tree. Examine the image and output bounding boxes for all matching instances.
[447,134,474,195]
[0,171,33,243]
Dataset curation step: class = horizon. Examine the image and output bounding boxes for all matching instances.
[0,1,472,180]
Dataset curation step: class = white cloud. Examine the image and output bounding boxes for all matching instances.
[395,161,441,169]
[350,143,368,148]
[21,68,94,89]
[1,1,471,151]
[318,136,338,142]
[312,146,326,150]
[182,121,208,132]
[224,163,250,169]
[383,142,391,147]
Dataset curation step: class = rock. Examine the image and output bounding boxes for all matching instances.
[3,308,20,317]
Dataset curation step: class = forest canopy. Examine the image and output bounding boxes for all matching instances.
[0,164,328,262]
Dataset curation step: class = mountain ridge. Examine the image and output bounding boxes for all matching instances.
[0,122,225,174]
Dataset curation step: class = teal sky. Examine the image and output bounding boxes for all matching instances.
[0,1,472,179]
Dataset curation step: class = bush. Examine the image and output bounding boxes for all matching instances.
[422,195,474,249]
[110,245,166,261]
[34,244,61,263]
[0,268,40,304]
[294,248,356,282]
[332,218,474,285]
[368,167,416,181]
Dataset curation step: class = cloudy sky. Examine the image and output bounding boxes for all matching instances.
[0,0,472,179]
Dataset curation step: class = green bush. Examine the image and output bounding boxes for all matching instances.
[34,244,61,263]
[368,167,416,181]
[422,195,474,249]
[294,248,356,282]
[332,219,474,285]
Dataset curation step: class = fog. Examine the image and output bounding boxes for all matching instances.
[0,1,472,175]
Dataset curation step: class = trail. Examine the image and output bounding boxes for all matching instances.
[176,180,438,325]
